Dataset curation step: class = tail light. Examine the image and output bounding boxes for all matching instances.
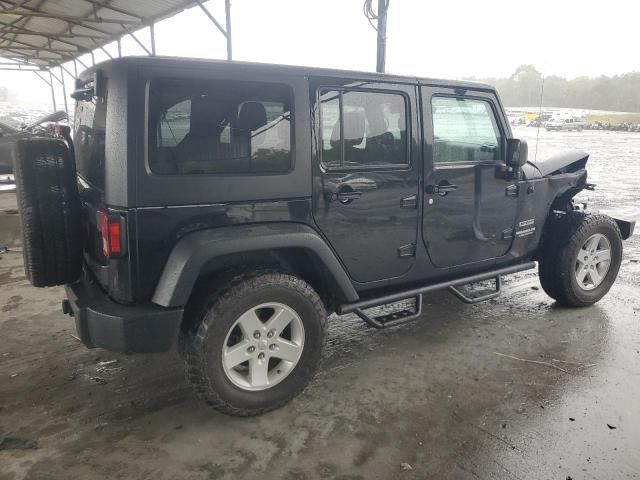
[99,210,125,258]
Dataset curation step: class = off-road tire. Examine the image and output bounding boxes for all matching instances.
[538,212,622,307]
[13,138,82,287]
[180,270,327,416]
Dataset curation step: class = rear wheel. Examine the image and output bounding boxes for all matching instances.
[538,212,622,307]
[181,270,327,416]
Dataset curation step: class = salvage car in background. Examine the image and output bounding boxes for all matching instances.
[0,111,68,174]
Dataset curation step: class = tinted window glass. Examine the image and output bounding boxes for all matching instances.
[159,99,190,147]
[320,89,407,168]
[149,78,292,175]
[74,83,107,189]
[431,97,502,163]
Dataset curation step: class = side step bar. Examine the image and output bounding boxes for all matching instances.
[338,262,536,322]
[353,295,423,329]
[449,276,502,304]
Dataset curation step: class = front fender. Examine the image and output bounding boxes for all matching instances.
[152,223,359,307]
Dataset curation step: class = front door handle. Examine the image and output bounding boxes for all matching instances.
[425,181,457,196]
[336,190,362,204]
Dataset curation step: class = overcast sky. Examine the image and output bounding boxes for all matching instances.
[1,0,639,105]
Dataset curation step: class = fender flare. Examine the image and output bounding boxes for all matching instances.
[612,217,635,240]
[152,223,359,307]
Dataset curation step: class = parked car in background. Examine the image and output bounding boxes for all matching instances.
[545,117,585,131]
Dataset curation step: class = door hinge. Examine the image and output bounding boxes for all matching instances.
[505,184,519,197]
[502,228,514,240]
[398,243,416,258]
[400,194,417,209]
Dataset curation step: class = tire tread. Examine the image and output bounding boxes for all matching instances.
[180,269,327,417]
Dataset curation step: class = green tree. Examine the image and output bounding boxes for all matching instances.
[471,66,640,112]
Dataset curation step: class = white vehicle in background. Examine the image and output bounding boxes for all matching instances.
[545,116,585,132]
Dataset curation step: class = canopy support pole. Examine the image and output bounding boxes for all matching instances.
[225,0,232,60]
[59,67,68,115]
[48,68,68,114]
[376,0,388,73]
[48,70,57,111]
[150,22,156,56]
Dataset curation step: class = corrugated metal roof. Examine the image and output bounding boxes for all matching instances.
[0,0,200,68]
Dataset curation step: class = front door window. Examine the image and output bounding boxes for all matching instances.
[431,96,502,164]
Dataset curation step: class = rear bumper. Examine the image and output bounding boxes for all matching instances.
[64,274,183,354]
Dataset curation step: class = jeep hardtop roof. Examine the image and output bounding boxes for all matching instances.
[78,55,495,92]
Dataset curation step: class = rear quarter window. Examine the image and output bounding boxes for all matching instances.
[148,78,293,175]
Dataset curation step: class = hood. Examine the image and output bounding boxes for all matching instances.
[528,150,589,177]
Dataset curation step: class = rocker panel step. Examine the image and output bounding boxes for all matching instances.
[354,295,423,329]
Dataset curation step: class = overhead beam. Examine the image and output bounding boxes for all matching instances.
[121,23,152,55]
[0,0,116,37]
[195,0,231,60]
[0,19,98,52]
[0,24,109,39]
[0,65,41,70]
[91,37,113,58]
[0,28,104,40]
[0,45,79,53]
[0,10,140,24]
[81,0,144,20]
[195,0,227,37]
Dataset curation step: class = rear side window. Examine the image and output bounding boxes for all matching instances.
[319,89,408,169]
[74,82,107,189]
[149,78,292,175]
[431,96,502,164]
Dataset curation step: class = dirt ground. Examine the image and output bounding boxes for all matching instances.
[1,129,639,480]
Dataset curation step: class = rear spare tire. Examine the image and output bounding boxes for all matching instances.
[13,138,82,287]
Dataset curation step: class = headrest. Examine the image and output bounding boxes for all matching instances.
[330,111,365,148]
[237,101,267,132]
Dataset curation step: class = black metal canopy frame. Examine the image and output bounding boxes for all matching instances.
[0,0,232,113]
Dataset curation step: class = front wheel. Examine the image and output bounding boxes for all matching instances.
[180,271,327,416]
[538,212,623,307]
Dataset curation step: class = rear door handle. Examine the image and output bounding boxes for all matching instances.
[425,182,457,196]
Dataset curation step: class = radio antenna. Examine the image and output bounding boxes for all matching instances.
[534,73,545,162]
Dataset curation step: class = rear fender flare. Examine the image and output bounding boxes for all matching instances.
[152,223,359,307]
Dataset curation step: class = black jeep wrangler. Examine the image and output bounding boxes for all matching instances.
[13,57,634,416]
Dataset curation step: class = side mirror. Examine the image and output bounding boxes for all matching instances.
[506,138,528,169]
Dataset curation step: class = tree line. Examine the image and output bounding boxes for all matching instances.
[469,65,640,112]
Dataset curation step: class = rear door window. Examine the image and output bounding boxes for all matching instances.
[74,83,107,189]
[149,78,292,175]
[319,89,408,169]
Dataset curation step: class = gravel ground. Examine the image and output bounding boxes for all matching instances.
[0,128,639,480]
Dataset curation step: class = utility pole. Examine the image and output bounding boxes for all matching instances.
[376,0,388,73]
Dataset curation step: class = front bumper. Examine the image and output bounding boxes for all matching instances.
[64,275,183,354]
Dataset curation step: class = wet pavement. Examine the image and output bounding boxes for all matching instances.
[0,129,639,480]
